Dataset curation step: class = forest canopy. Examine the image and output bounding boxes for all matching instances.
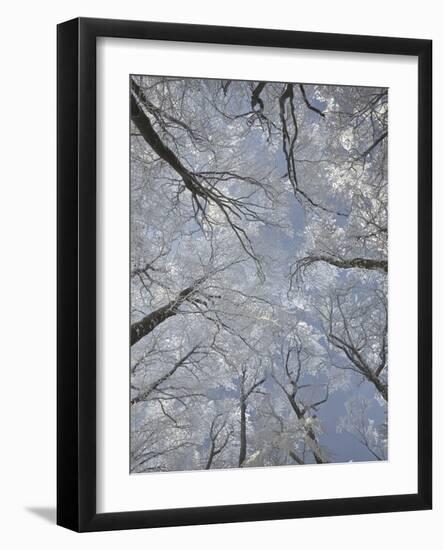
[130,75,388,472]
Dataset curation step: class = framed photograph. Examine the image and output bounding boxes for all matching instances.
[57,17,432,532]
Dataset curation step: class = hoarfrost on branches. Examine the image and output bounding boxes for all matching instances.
[130,76,388,472]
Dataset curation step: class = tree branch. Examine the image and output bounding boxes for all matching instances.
[294,254,387,278]
[299,84,325,118]
[131,278,205,346]
[360,131,388,158]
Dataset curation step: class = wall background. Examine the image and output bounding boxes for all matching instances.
[0,1,440,547]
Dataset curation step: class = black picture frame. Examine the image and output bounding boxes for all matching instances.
[57,17,432,532]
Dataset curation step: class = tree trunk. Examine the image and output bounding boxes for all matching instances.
[302,255,387,273]
[238,400,247,467]
[131,85,198,195]
[368,373,388,402]
[131,283,202,346]
[286,393,325,464]
[205,445,215,470]
[289,450,305,465]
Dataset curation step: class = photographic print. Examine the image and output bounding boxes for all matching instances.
[130,75,388,473]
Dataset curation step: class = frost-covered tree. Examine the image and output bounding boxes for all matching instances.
[130,75,388,472]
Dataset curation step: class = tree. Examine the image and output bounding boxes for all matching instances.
[270,324,330,464]
[236,361,266,466]
[338,396,388,461]
[205,413,233,469]
[316,282,388,402]
[130,75,389,472]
